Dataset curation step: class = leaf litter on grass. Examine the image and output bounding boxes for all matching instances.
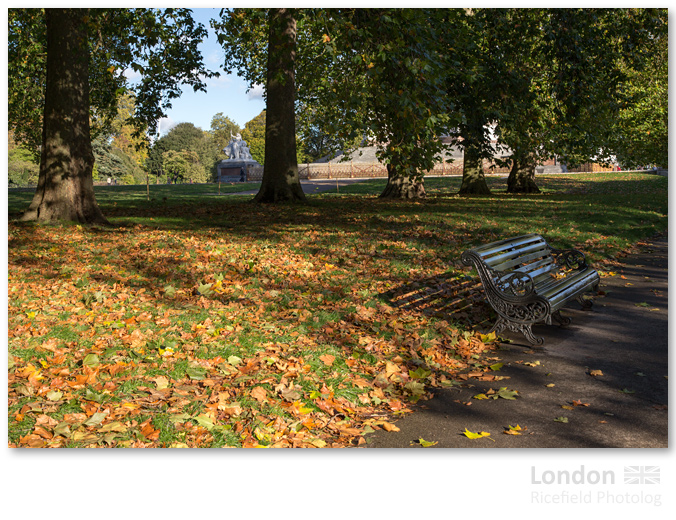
[7,173,667,447]
[7,219,500,448]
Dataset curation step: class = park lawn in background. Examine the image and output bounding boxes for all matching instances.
[7,172,667,447]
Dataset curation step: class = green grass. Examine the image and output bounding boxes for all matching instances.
[7,172,667,448]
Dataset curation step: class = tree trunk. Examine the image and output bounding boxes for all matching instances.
[506,156,541,193]
[379,164,426,199]
[254,8,306,203]
[459,144,491,195]
[21,8,109,225]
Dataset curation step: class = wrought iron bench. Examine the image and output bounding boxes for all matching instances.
[461,234,600,345]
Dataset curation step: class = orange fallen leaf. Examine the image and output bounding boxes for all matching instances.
[382,422,400,432]
[319,354,335,366]
[250,386,267,402]
[140,419,160,441]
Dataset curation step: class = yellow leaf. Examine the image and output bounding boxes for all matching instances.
[504,424,526,435]
[463,428,493,440]
[154,376,169,390]
[480,332,497,343]
[589,370,604,377]
[417,438,438,447]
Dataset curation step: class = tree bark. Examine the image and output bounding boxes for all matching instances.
[459,143,491,195]
[254,8,306,203]
[506,155,541,193]
[21,8,109,225]
[379,164,426,199]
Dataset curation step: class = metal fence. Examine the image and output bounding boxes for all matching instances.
[246,160,520,181]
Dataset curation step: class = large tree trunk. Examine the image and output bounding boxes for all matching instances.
[379,164,426,199]
[458,144,491,195]
[21,8,108,225]
[506,156,541,193]
[254,8,306,203]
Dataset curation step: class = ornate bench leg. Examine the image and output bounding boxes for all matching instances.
[488,316,544,345]
[487,317,507,336]
[552,310,572,326]
[519,324,545,346]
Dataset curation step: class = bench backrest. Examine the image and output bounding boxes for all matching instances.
[468,234,558,286]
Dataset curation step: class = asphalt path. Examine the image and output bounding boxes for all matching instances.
[365,236,668,448]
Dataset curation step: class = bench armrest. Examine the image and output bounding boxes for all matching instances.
[494,271,536,299]
[461,250,537,300]
[550,247,588,270]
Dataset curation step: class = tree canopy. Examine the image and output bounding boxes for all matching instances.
[9,7,215,222]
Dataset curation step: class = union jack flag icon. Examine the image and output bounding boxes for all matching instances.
[624,466,660,484]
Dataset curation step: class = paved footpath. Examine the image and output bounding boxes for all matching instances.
[365,236,668,448]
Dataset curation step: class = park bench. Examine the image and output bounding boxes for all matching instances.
[461,234,600,345]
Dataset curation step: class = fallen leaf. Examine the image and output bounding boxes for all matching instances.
[554,416,569,423]
[250,386,267,402]
[319,354,335,366]
[382,422,400,432]
[589,369,603,376]
[504,424,526,435]
[572,399,590,407]
[154,376,169,390]
[496,387,519,400]
[83,411,109,427]
[463,428,493,440]
[417,438,438,447]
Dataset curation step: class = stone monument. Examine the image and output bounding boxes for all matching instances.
[217,132,261,181]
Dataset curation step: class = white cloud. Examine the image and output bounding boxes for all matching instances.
[247,84,265,101]
[123,68,142,84]
[157,117,177,136]
[207,73,232,89]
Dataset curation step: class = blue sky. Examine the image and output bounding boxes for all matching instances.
[153,8,266,135]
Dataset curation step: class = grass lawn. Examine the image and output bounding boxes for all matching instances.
[7,172,667,447]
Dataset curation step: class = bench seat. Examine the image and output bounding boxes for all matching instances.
[461,234,600,345]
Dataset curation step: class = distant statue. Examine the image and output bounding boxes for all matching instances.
[223,132,253,160]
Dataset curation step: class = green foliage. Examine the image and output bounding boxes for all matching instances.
[611,11,668,168]
[92,136,145,183]
[162,149,207,183]
[8,142,40,187]
[148,123,218,182]
[240,110,266,165]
